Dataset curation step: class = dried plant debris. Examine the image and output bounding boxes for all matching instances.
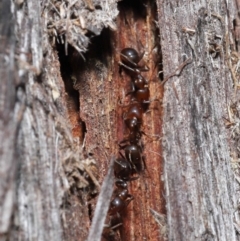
[63,154,99,196]
[43,0,119,54]
[55,121,99,193]
[229,51,240,89]
[150,208,168,241]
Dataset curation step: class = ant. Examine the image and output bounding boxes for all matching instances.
[120,48,151,109]
[103,158,134,239]
[109,159,134,216]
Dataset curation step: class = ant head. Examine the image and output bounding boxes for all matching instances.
[121,48,140,67]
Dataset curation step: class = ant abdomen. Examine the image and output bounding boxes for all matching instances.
[114,158,132,181]
[124,102,143,120]
[124,144,143,172]
[134,87,150,103]
[109,196,125,215]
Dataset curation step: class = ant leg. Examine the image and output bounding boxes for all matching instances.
[119,151,126,160]
[139,65,150,72]
[118,98,130,107]
[140,130,160,142]
[110,223,123,230]
[125,81,136,96]
[124,194,134,207]
[140,98,161,105]
[135,40,150,72]
[119,138,129,146]
[119,61,140,74]
[136,39,145,60]
[138,142,147,172]
[119,64,124,76]
[142,155,147,170]
[119,143,128,150]
[141,155,152,179]
[120,54,140,69]
[126,152,141,177]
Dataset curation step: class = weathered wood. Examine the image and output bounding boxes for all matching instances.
[0,0,17,238]
[0,0,121,241]
[4,0,71,239]
[157,0,240,240]
[2,0,239,240]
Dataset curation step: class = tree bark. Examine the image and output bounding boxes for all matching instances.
[158,0,240,240]
[0,0,239,241]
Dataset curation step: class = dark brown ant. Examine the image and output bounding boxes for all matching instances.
[120,99,146,174]
[108,156,137,216]
[102,157,136,240]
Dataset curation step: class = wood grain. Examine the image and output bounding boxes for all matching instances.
[157,0,240,240]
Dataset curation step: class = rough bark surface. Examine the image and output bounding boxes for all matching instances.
[0,0,120,241]
[0,0,72,240]
[1,0,240,241]
[157,0,240,240]
[0,0,17,237]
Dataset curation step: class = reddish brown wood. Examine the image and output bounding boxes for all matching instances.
[113,2,165,241]
[71,1,166,241]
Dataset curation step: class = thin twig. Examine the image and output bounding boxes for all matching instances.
[86,157,115,241]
